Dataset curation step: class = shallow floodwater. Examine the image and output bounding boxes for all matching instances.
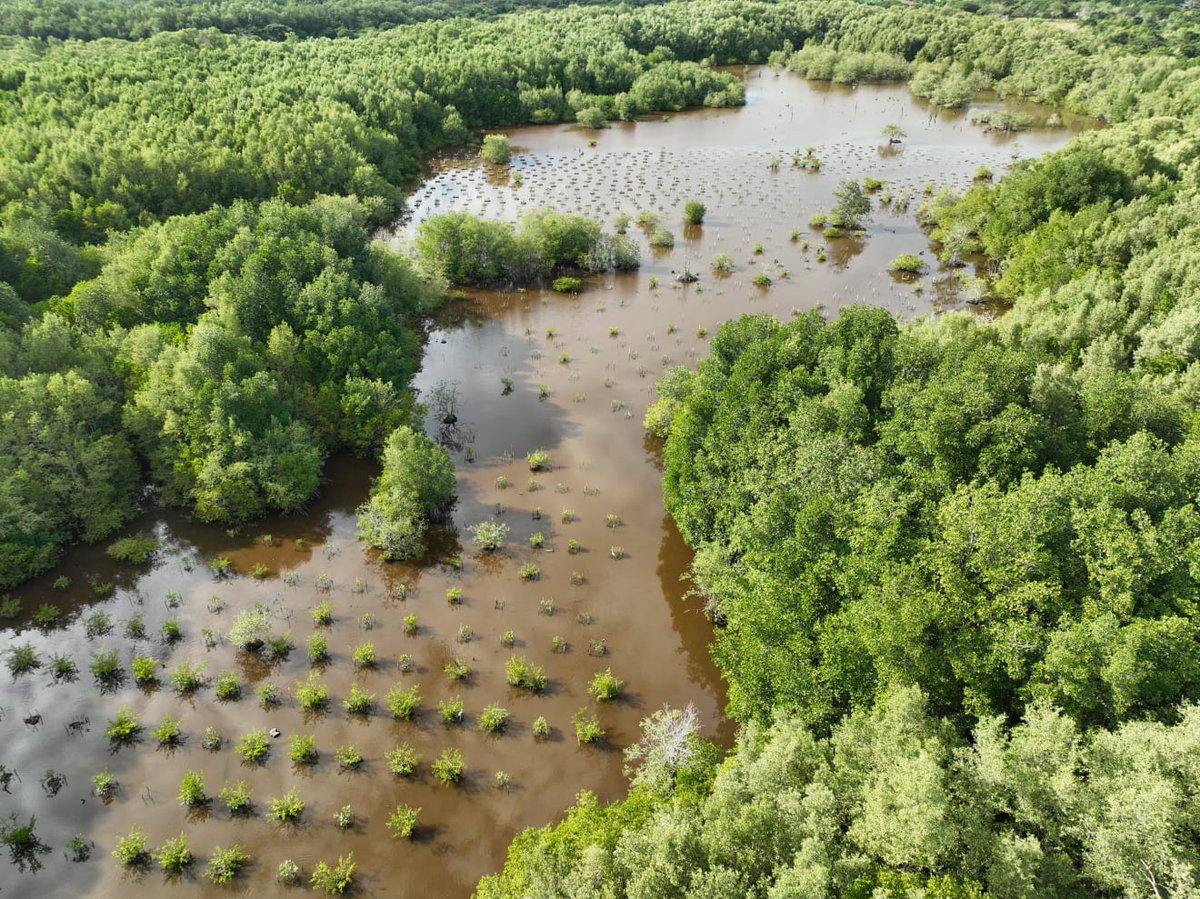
[0,69,1084,897]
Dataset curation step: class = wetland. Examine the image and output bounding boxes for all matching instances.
[0,67,1086,898]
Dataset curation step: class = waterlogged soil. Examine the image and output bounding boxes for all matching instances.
[0,68,1085,897]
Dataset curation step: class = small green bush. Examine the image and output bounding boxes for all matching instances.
[288,733,318,764]
[587,668,623,701]
[572,707,605,744]
[387,804,420,838]
[177,770,206,808]
[310,853,356,894]
[268,787,304,823]
[344,682,374,714]
[214,670,240,700]
[432,748,465,785]
[438,695,464,723]
[504,655,547,691]
[156,833,192,872]
[105,706,140,743]
[235,729,269,764]
[106,533,158,565]
[888,253,927,274]
[385,683,421,719]
[295,672,329,710]
[648,227,675,248]
[479,704,509,732]
[386,744,420,777]
[480,133,512,164]
[151,714,182,746]
[204,844,249,884]
[219,780,252,814]
[112,826,149,866]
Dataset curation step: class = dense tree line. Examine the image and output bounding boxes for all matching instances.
[4,0,1200,256]
[480,688,1200,898]
[0,14,747,247]
[0,0,669,41]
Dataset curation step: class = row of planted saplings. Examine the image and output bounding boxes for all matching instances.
[97,660,623,887]
[101,653,622,754]
[111,820,361,894]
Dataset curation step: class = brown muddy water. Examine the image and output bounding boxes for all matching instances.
[0,68,1086,897]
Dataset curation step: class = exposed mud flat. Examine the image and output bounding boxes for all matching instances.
[0,68,1084,898]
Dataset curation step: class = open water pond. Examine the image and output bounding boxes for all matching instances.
[0,67,1086,897]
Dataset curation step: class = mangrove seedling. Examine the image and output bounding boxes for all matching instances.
[588,668,624,701]
[105,706,140,744]
[287,733,318,764]
[469,519,509,551]
[526,449,551,471]
[257,682,280,707]
[386,744,420,777]
[504,655,547,691]
[387,805,420,839]
[202,726,222,751]
[214,670,241,701]
[385,683,421,720]
[479,704,509,733]
[152,714,183,746]
[572,708,605,744]
[89,649,121,685]
[156,833,192,873]
[306,632,329,663]
[112,826,149,866]
[169,659,206,695]
[204,844,249,884]
[235,729,270,764]
[269,787,305,823]
[351,641,376,668]
[309,853,355,894]
[131,653,157,686]
[92,772,117,799]
[444,657,472,681]
[177,770,206,808]
[219,780,252,814]
[432,748,465,785]
[311,599,333,626]
[344,683,375,715]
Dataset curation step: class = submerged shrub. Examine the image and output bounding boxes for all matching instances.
[648,227,675,248]
[432,748,465,785]
[480,134,512,164]
[505,655,547,691]
[888,253,927,274]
